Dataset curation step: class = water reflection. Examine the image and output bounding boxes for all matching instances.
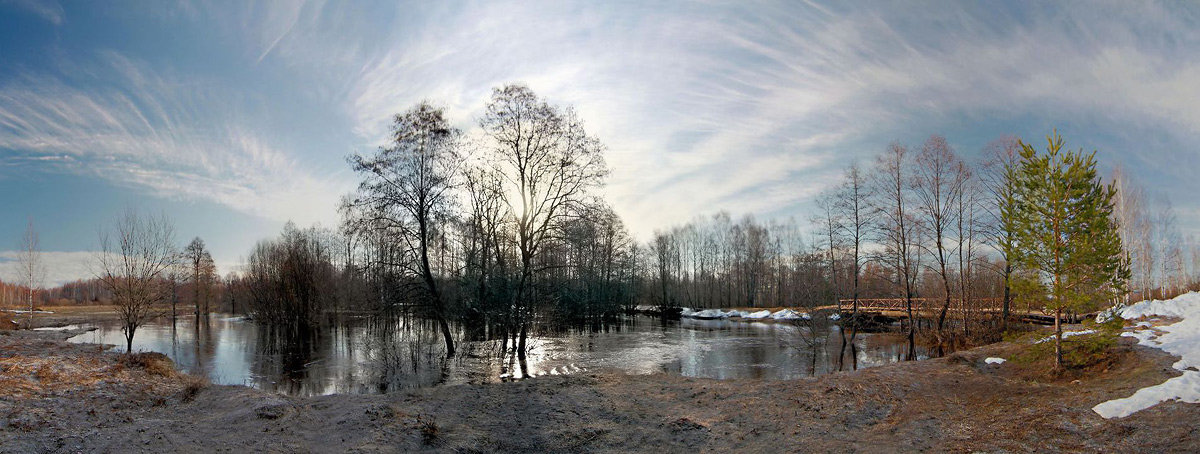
[68,314,928,396]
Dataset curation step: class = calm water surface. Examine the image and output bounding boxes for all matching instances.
[68,314,922,396]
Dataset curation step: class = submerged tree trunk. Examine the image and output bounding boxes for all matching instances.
[125,326,136,354]
[517,323,528,360]
[419,218,455,357]
[437,317,454,357]
[906,302,916,360]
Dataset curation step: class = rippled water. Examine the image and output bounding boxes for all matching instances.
[67,314,923,396]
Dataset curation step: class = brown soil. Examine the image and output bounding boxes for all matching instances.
[1,324,1197,452]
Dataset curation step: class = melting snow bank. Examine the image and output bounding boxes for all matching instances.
[770,309,810,320]
[984,357,1006,365]
[743,310,773,319]
[679,308,812,321]
[1093,292,1200,419]
[685,309,729,319]
[32,324,90,331]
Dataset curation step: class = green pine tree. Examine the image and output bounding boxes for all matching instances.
[1009,130,1130,370]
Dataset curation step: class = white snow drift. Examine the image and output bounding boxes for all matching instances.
[1092,292,1200,419]
[678,308,814,321]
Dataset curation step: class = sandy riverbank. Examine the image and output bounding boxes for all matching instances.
[1,312,1198,452]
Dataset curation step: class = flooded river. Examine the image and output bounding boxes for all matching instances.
[68,314,925,396]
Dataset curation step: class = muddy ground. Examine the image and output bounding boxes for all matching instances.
[1,312,1197,453]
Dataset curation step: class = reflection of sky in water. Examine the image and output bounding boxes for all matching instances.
[69,315,926,396]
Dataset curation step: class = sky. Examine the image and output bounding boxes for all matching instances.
[1,0,1199,286]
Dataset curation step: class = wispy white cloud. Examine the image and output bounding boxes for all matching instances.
[6,0,1200,244]
[2,0,64,25]
[242,1,1200,239]
[0,51,345,226]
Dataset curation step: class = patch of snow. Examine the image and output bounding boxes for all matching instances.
[1093,292,1200,418]
[726,310,750,318]
[680,308,697,317]
[828,313,842,321]
[688,309,731,319]
[3,309,54,314]
[984,357,1006,365]
[1096,303,1128,323]
[770,309,808,320]
[743,310,772,320]
[1120,296,1197,320]
[32,324,87,331]
[1035,330,1096,344]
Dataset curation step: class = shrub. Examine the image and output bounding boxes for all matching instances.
[181,376,208,402]
[118,352,176,377]
[416,413,439,444]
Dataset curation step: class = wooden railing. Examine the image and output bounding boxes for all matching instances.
[834,297,1088,323]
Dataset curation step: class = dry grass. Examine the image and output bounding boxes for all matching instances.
[0,336,194,403]
[0,355,117,398]
[118,352,177,378]
[180,375,209,402]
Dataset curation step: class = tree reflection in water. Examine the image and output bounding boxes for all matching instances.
[68,314,929,396]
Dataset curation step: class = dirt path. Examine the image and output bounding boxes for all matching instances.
[1,325,1197,452]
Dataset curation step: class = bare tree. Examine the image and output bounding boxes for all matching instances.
[184,238,216,317]
[832,162,872,367]
[480,84,608,358]
[460,164,513,348]
[1154,197,1184,298]
[347,102,462,356]
[980,137,1021,327]
[871,142,922,360]
[96,209,177,353]
[1111,166,1148,301]
[953,161,979,335]
[912,135,968,337]
[166,252,186,321]
[17,219,46,329]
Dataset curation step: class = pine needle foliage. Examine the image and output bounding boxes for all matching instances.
[1007,130,1130,369]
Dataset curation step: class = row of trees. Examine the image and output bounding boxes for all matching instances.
[1112,167,1198,301]
[336,84,632,359]
[239,222,358,329]
[809,136,1013,356]
[645,213,833,312]
[809,131,1139,368]
[90,209,220,352]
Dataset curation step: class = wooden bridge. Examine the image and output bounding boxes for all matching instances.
[830,298,1090,324]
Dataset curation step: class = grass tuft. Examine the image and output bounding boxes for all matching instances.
[1013,320,1125,379]
[181,376,208,402]
[416,413,439,445]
